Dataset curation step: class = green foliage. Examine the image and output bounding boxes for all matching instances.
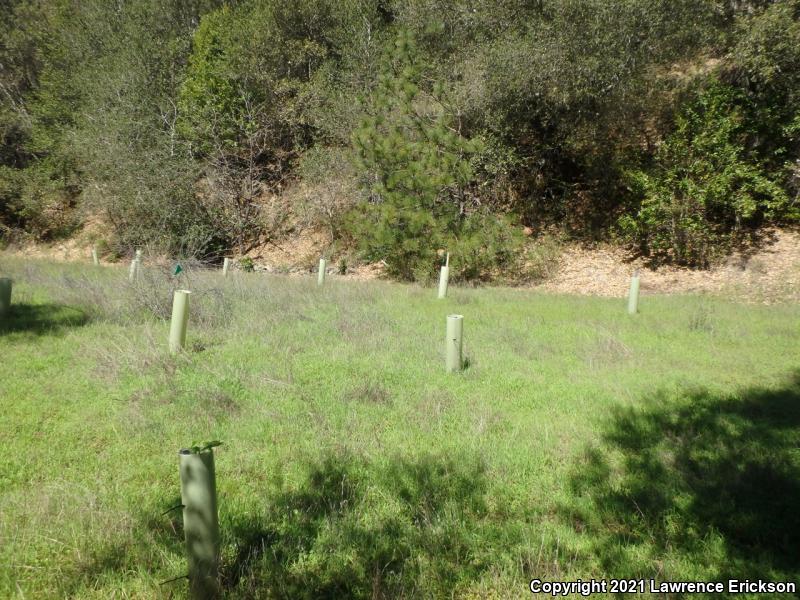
[728,0,800,205]
[350,29,497,280]
[1,0,799,273]
[730,0,800,99]
[185,440,223,454]
[14,0,224,254]
[238,256,255,272]
[177,7,249,155]
[432,0,724,228]
[0,0,75,239]
[621,82,791,266]
[448,212,524,282]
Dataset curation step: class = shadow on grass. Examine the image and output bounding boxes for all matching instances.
[564,373,800,581]
[0,303,89,337]
[146,451,497,599]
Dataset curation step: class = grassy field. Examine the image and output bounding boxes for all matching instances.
[1,256,798,599]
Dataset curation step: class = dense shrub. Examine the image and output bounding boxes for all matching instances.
[621,83,790,266]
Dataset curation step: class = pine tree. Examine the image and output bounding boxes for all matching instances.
[351,29,481,280]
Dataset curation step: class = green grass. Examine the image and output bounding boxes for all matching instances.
[1,256,798,599]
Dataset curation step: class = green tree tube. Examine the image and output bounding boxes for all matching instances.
[92,246,99,266]
[135,248,142,261]
[437,253,450,299]
[222,258,230,277]
[169,290,191,353]
[318,258,327,286]
[446,313,464,373]
[179,448,221,599]
[0,277,12,317]
[628,269,640,315]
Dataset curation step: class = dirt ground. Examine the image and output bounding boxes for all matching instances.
[5,227,799,303]
[535,229,800,303]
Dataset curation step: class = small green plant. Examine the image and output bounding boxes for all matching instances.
[337,258,347,275]
[93,238,111,257]
[239,257,255,272]
[689,305,715,333]
[184,440,223,454]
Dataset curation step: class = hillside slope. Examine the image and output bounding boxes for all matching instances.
[6,228,799,303]
[538,229,800,303]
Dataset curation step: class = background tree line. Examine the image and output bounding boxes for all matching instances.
[1,0,798,279]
